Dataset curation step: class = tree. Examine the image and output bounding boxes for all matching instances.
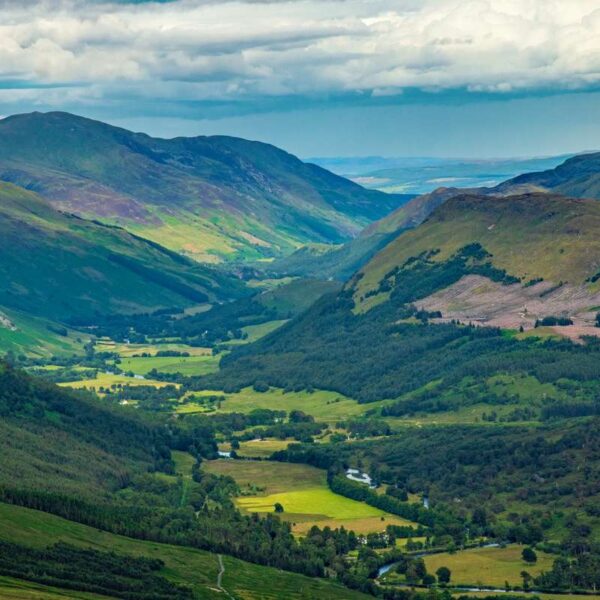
[436,566,451,584]
[274,502,284,513]
[522,547,537,564]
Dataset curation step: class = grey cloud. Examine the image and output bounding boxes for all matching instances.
[0,0,599,114]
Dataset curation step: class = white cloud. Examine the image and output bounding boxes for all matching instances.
[1,0,600,110]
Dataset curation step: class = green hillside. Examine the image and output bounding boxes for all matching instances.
[264,188,460,281]
[0,181,243,323]
[355,192,600,303]
[497,151,600,198]
[0,503,369,600]
[0,111,409,262]
[207,193,600,404]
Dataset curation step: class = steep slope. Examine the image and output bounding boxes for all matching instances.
[495,151,600,198]
[0,361,167,500]
[355,192,600,300]
[0,182,243,323]
[264,188,468,280]
[207,192,600,402]
[0,112,410,262]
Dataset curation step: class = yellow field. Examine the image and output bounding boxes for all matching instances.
[423,545,554,587]
[237,439,293,458]
[60,372,175,393]
[204,460,416,535]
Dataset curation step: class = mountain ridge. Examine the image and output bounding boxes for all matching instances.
[0,181,244,323]
[0,111,410,262]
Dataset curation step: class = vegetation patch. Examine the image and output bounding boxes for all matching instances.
[423,545,554,587]
[204,460,415,534]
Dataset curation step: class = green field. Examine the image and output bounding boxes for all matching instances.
[0,576,109,600]
[230,319,289,344]
[95,339,212,357]
[179,386,382,422]
[0,502,369,600]
[60,372,175,393]
[204,459,416,534]
[0,309,88,357]
[118,354,221,376]
[236,438,293,458]
[422,545,554,587]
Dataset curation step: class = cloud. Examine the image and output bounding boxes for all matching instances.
[1,0,600,117]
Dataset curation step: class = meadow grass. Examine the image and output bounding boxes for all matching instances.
[204,460,416,535]
[236,438,293,458]
[223,319,289,346]
[118,354,221,376]
[422,545,554,587]
[95,339,211,357]
[0,576,108,599]
[0,309,87,358]
[181,386,383,422]
[0,502,369,600]
[59,372,174,393]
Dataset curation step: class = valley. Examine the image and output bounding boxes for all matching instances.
[1,112,600,600]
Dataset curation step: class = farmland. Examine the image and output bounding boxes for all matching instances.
[118,354,221,376]
[422,545,554,587]
[179,386,381,422]
[59,371,174,393]
[204,459,416,534]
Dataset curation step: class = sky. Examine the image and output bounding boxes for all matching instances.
[2,0,600,157]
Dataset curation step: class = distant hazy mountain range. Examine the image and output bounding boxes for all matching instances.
[310,155,575,195]
[0,112,411,263]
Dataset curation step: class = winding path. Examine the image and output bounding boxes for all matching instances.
[217,554,235,599]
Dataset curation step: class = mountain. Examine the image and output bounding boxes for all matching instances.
[208,192,600,401]
[263,187,465,280]
[0,181,243,324]
[277,150,600,282]
[0,112,410,262]
[496,151,600,198]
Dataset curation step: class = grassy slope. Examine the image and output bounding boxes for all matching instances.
[177,386,384,421]
[0,181,243,322]
[355,193,600,303]
[263,189,467,281]
[422,545,553,587]
[0,308,88,357]
[0,503,368,600]
[0,111,409,262]
[204,460,415,534]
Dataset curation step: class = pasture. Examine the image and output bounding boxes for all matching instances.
[423,544,554,587]
[204,459,416,534]
[182,386,381,422]
[236,438,293,458]
[118,354,221,376]
[59,372,174,393]
[95,339,212,357]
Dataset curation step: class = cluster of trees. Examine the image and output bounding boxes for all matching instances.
[535,553,600,590]
[535,316,573,327]
[74,295,282,346]
[0,540,193,599]
[394,555,451,586]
